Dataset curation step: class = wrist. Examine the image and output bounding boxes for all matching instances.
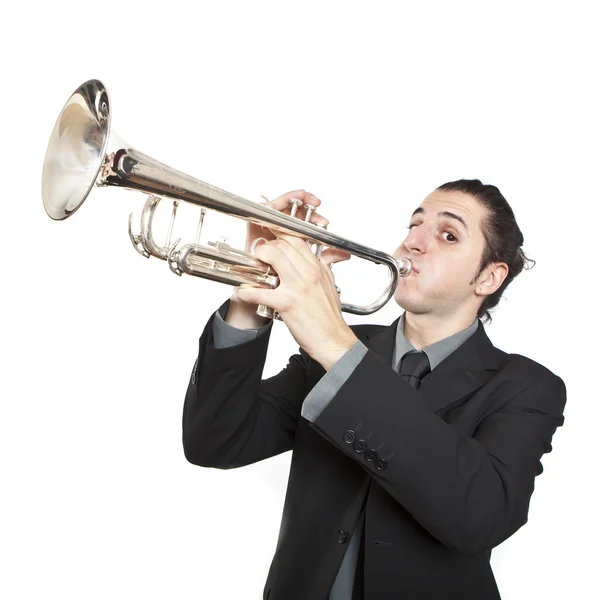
[225,294,270,329]
[316,332,359,372]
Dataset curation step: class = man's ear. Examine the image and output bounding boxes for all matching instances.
[476,262,508,297]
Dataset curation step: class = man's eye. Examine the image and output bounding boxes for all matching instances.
[443,232,458,242]
[407,223,458,242]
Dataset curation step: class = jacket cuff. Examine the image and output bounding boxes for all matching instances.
[301,340,368,422]
[212,300,272,349]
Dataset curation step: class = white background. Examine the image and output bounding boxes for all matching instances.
[1,1,597,598]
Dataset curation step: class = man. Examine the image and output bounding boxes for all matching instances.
[182,180,567,600]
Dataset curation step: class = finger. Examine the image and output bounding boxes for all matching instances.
[253,241,305,283]
[267,233,322,270]
[318,253,349,288]
[266,235,342,290]
[264,210,329,231]
[264,191,329,227]
[264,189,309,212]
[289,192,327,224]
[234,285,279,311]
[272,233,348,268]
[319,247,352,267]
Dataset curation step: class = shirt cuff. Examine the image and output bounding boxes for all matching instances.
[212,302,272,349]
[301,340,368,422]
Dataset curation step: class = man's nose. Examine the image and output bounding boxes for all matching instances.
[403,226,429,253]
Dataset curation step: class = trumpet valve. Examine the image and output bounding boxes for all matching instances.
[289,198,303,218]
[303,203,317,222]
[310,222,327,258]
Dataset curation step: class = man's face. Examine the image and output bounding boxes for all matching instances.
[392,189,489,317]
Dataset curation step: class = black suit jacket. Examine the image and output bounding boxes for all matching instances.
[183,301,567,600]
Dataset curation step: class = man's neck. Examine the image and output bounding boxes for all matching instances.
[403,311,477,350]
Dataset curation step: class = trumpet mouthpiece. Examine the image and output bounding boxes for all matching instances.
[397,257,412,276]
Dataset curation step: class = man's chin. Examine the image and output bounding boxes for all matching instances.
[393,295,429,314]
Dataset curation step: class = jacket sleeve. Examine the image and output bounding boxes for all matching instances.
[309,348,567,555]
[182,299,304,468]
[182,300,366,469]
[183,300,371,469]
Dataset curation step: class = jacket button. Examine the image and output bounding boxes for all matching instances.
[365,449,378,462]
[343,430,356,444]
[375,458,388,471]
[337,529,349,544]
[353,440,367,453]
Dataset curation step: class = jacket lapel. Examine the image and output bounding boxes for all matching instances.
[361,317,507,414]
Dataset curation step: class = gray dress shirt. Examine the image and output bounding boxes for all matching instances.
[211,304,479,599]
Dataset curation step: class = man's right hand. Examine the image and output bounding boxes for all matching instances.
[226,189,327,329]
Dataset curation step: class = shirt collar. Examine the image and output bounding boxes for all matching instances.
[392,311,480,371]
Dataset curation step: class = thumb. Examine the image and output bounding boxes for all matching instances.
[320,247,352,267]
[234,284,268,306]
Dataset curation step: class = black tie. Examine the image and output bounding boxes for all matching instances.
[399,351,431,390]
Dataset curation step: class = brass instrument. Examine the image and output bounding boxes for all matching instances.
[41,79,412,319]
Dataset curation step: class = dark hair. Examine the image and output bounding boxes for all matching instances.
[436,179,535,324]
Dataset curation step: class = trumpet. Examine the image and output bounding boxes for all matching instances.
[41,79,412,320]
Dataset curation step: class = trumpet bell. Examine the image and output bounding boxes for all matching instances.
[42,79,111,221]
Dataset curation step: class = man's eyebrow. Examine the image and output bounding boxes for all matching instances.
[411,207,469,231]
